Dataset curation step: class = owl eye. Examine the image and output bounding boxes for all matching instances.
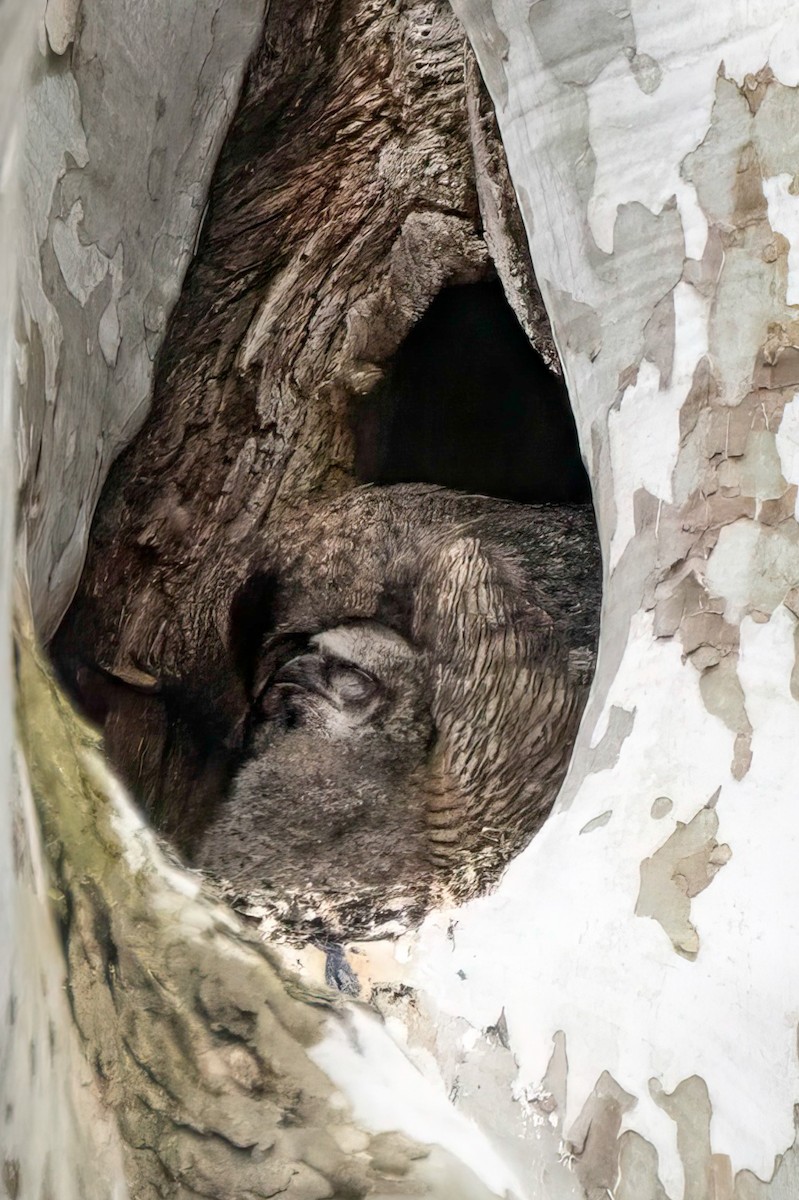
[327,662,379,705]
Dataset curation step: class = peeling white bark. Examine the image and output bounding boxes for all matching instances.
[17,0,265,638]
[358,1,799,1195]
[1,7,130,1196]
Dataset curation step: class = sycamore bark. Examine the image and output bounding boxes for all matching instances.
[9,1,799,1199]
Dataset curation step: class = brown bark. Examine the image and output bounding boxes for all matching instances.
[52,0,560,846]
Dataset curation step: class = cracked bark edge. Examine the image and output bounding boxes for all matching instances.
[463,48,561,374]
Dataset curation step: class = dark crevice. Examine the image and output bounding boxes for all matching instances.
[352,279,590,505]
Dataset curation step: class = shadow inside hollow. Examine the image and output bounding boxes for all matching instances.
[353,280,591,505]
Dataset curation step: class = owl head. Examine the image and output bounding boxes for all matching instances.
[257,621,433,754]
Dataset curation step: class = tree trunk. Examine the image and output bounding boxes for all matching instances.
[415,1,799,1195]
[6,3,532,1197]
[48,0,569,849]
[9,1,799,1199]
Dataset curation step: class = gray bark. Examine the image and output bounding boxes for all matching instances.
[19,0,265,638]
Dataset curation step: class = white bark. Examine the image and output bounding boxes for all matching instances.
[1,7,129,1197]
[353,2,799,1196]
[18,0,265,638]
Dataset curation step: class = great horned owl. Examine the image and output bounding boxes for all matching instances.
[196,622,434,894]
[196,484,600,939]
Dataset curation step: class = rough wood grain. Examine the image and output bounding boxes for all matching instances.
[52,0,561,852]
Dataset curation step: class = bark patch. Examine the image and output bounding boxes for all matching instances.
[615,1130,669,1200]
[587,703,636,775]
[579,810,612,834]
[636,795,731,960]
[651,1075,715,1200]
[565,1070,635,1195]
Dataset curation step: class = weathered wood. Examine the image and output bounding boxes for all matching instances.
[463,54,560,374]
[52,0,562,849]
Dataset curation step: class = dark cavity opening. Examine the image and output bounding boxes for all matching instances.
[352,280,590,505]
